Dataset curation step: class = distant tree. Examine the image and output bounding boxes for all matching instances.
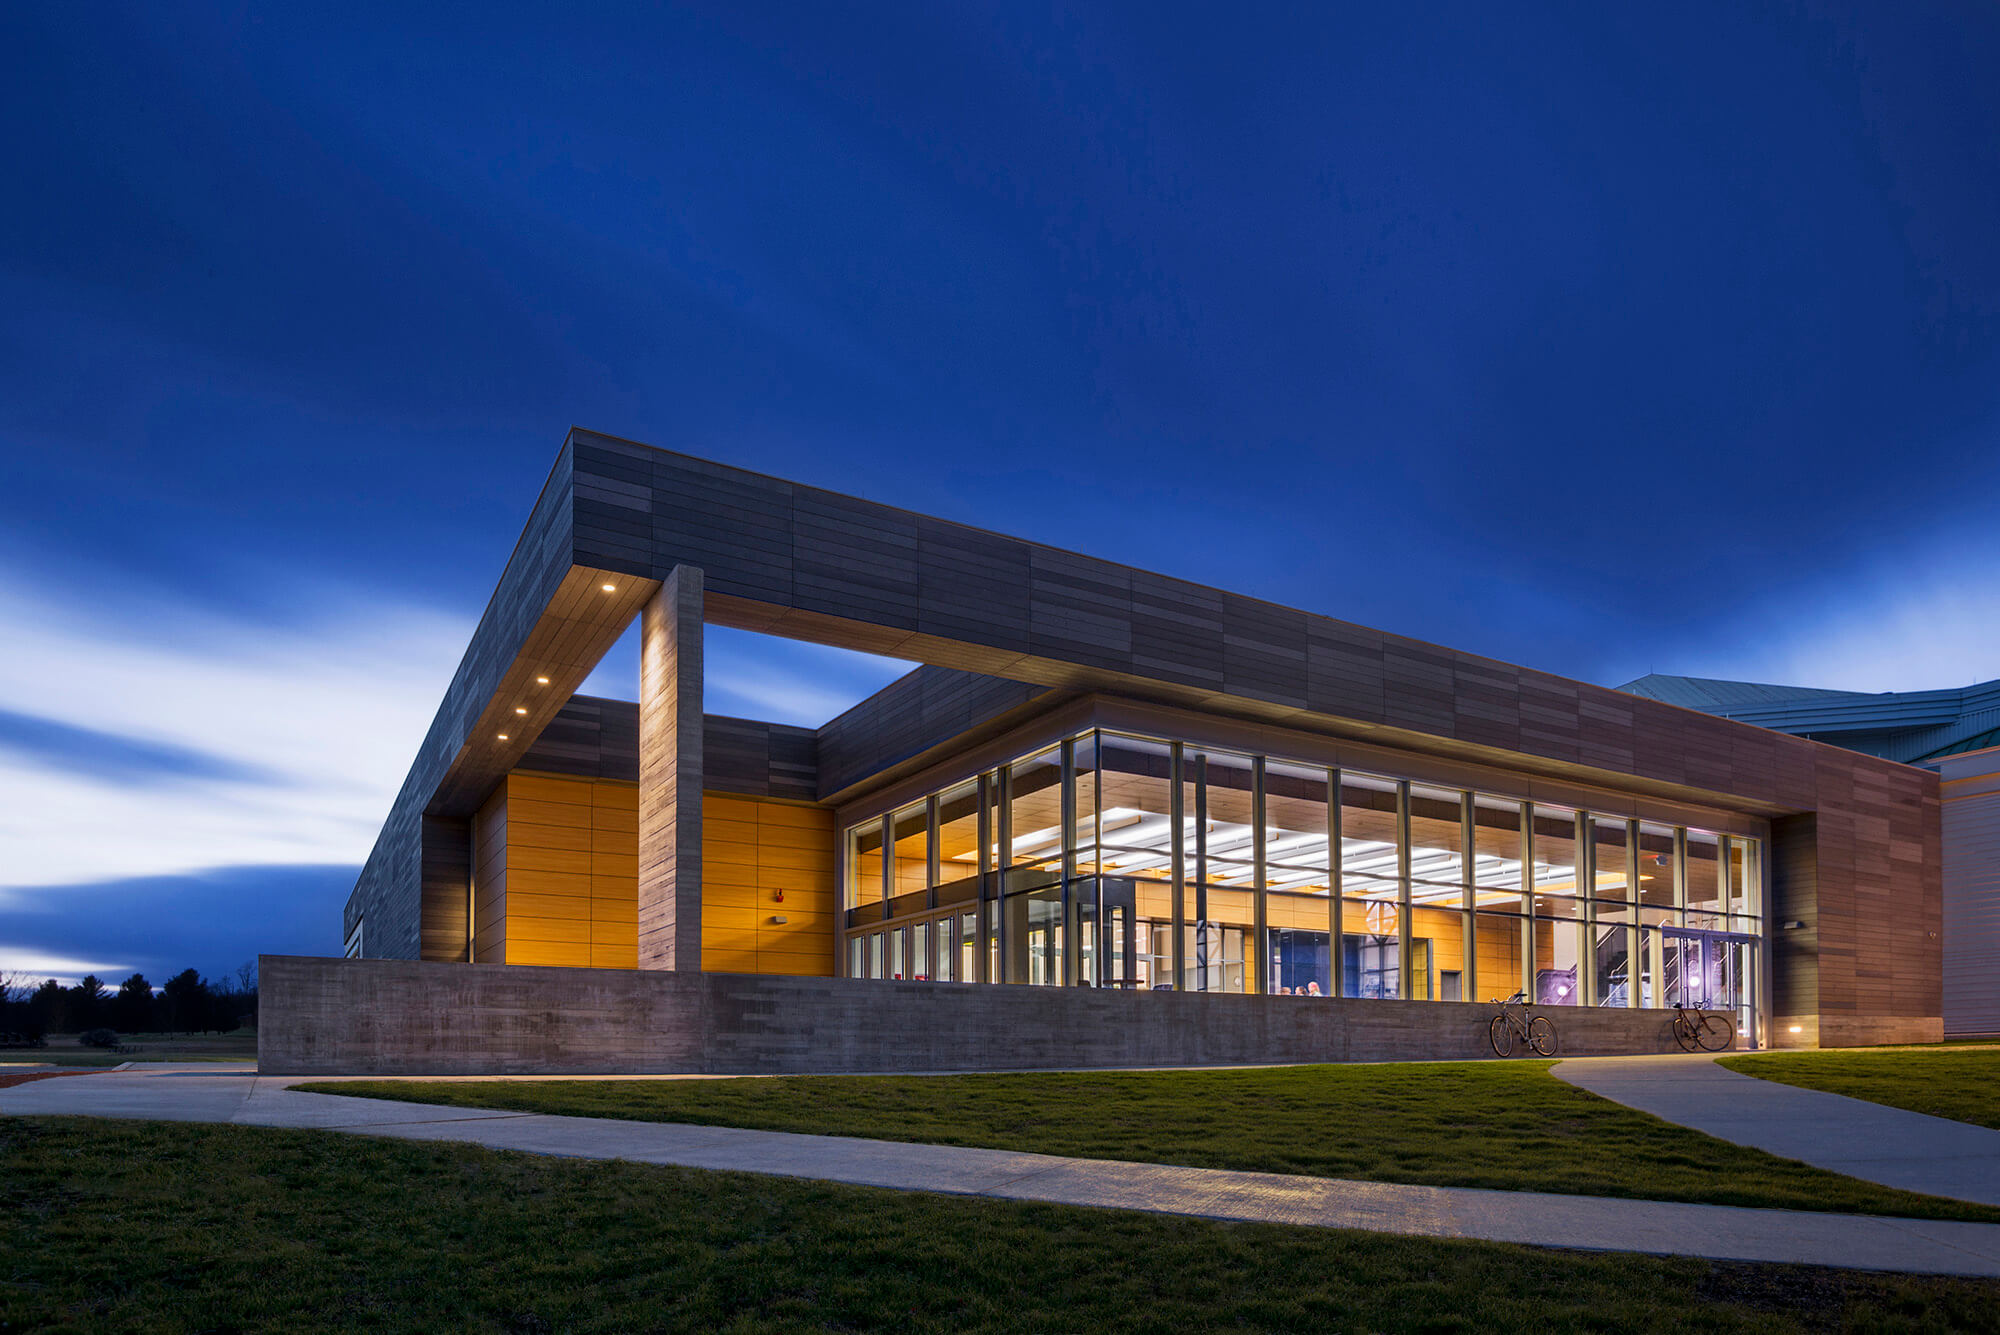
[161,969,213,1034]
[111,974,156,1033]
[218,960,259,1029]
[0,970,21,1037]
[26,979,64,1036]
[68,975,108,1031]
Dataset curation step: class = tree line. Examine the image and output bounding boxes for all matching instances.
[0,963,257,1040]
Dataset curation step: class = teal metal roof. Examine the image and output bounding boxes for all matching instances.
[1919,724,2000,761]
[1615,673,2000,765]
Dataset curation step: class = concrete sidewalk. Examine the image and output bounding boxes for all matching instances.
[8,1062,2000,1277]
[1554,1053,2000,1207]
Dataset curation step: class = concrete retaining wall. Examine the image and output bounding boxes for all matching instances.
[259,954,1744,1076]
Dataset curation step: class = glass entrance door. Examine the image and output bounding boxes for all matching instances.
[1662,927,1757,1046]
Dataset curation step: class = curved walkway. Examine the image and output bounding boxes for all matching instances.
[8,1062,2000,1276]
[1553,1053,2000,1207]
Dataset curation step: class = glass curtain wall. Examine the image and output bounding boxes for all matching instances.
[837,727,1766,1041]
[1263,760,1332,996]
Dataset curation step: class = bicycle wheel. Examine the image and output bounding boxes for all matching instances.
[1489,1013,1516,1058]
[1695,1015,1733,1052]
[1528,1014,1558,1056]
[1672,1015,1699,1052]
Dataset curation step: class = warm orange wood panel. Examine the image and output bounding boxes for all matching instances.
[701,795,836,976]
[479,771,831,975]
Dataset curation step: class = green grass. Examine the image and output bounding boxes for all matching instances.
[301,1061,2000,1223]
[1720,1048,2000,1130]
[3,1116,1997,1334]
[8,1031,259,1067]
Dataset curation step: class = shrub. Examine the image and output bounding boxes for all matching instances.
[79,1027,120,1049]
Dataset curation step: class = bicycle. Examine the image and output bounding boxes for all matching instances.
[1489,990,1557,1057]
[1671,1003,1733,1052]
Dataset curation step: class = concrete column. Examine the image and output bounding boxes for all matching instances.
[638,565,704,971]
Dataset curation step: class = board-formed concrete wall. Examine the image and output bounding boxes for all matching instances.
[261,954,1741,1076]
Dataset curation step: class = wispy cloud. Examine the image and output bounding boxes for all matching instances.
[0,949,130,986]
[580,622,914,727]
[0,554,916,929]
[1627,531,2000,694]
[1736,573,2000,693]
[0,565,472,897]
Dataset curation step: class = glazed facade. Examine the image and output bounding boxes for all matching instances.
[841,726,1765,1040]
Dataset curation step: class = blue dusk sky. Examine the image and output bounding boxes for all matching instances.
[3,3,1998,984]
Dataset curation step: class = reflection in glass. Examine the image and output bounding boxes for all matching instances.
[891,803,929,906]
[1533,805,1579,897]
[1591,816,1631,901]
[1407,784,1465,896]
[1471,796,1528,908]
[845,820,884,912]
[1637,822,1676,907]
[834,728,1763,1037]
[1686,831,1722,916]
[1535,918,1581,1005]
[935,780,982,904]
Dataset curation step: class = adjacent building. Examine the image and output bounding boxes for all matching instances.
[279,430,1946,1073]
[1622,674,1999,1037]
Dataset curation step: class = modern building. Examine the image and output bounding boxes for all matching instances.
[1622,674,1999,1037]
[267,431,1945,1074]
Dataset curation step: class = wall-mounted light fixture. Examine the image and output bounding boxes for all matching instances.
[770,915,788,925]
[1782,920,1806,930]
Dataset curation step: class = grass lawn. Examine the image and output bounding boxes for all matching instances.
[1720,1048,2000,1130]
[3,1117,1998,1334]
[301,1061,2000,1223]
[11,1030,260,1067]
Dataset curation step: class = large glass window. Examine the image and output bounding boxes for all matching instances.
[1727,837,1759,924]
[1407,784,1466,900]
[1264,760,1331,995]
[834,727,1763,1035]
[891,803,930,912]
[1686,830,1723,929]
[1006,749,1063,875]
[1471,796,1528,908]
[844,819,884,914]
[1469,795,1527,1002]
[935,779,982,905]
[1340,772,1401,999]
[1636,822,1676,908]
[1183,748,1256,993]
[1092,734,1176,990]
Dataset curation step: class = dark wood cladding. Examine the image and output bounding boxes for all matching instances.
[519,694,640,780]
[519,694,817,801]
[1771,813,1819,1024]
[565,428,1862,820]
[417,817,471,964]
[345,427,1944,1040]
[346,448,580,961]
[704,715,818,801]
[815,665,1050,800]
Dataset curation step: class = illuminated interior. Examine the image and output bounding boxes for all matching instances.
[841,728,1763,1031]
